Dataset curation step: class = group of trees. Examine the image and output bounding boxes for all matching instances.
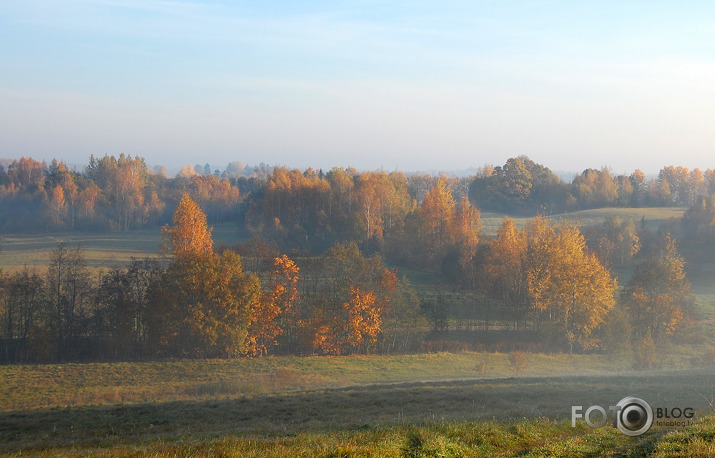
[0,155,247,233]
[469,157,715,213]
[479,217,617,352]
[2,196,694,362]
[0,195,417,362]
[0,153,709,362]
[471,216,694,353]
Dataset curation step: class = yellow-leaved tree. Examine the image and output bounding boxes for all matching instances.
[486,217,528,328]
[623,234,695,342]
[344,287,381,352]
[525,217,617,352]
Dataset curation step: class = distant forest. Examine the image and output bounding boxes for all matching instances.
[1,154,714,241]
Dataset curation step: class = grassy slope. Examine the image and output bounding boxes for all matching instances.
[480,207,685,237]
[1,357,714,456]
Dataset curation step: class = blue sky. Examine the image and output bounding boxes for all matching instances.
[1,1,715,174]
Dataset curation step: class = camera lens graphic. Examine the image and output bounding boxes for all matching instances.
[616,397,653,436]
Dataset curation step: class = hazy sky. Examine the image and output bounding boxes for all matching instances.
[2,1,715,174]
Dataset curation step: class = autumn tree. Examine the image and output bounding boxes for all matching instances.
[247,254,300,356]
[658,166,694,206]
[246,167,334,249]
[86,154,149,230]
[344,287,382,353]
[162,193,213,256]
[623,234,695,342]
[355,171,411,243]
[150,195,260,357]
[585,217,640,268]
[50,185,65,228]
[7,157,46,188]
[451,195,482,275]
[485,217,529,328]
[483,217,617,351]
[325,167,356,234]
[78,183,101,226]
[188,175,240,223]
[420,178,455,258]
[155,251,261,357]
[525,217,617,351]
[571,168,618,209]
[408,179,481,274]
[299,242,397,355]
[46,161,79,230]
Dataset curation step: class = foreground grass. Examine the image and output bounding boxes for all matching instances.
[3,417,694,457]
[1,372,714,456]
[1,353,714,456]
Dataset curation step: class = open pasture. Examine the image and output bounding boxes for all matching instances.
[1,352,714,456]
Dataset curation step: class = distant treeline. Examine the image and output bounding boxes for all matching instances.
[2,155,715,241]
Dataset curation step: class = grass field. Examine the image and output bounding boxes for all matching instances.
[480,207,686,237]
[2,351,707,411]
[1,353,714,456]
[0,222,243,272]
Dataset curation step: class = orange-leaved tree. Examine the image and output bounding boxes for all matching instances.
[162,193,213,256]
[247,254,300,356]
[344,286,381,352]
[149,194,261,358]
[485,217,528,328]
[298,242,398,355]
